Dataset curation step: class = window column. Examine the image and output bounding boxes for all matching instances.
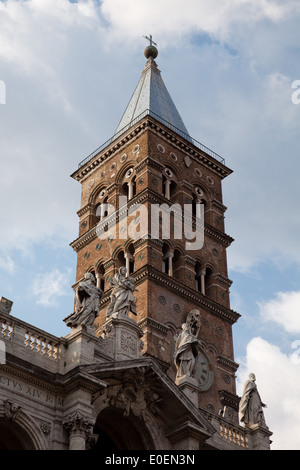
[164,180,171,200]
[163,250,174,276]
[200,269,206,295]
[127,181,134,200]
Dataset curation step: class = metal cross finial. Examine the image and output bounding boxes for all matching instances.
[143,34,157,47]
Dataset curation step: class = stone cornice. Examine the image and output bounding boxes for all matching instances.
[133,265,240,325]
[70,191,233,252]
[77,202,92,218]
[205,223,234,247]
[0,359,60,394]
[212,199,227,214]
[167,420,212,444]
[183,255,197,267]
[71,121,149,182]
[138,317,170,336]
[218,389,240,411]
[143,117,232,178]
[217,356,239,372]
[70,227,97,251]
[180,180,194,191]
[96,266,240,325]
[106,182,119,195]
[215,273,233,288]
[71,115,232,183]
[135,155,165,174]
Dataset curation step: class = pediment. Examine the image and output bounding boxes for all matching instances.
[83,357,216,439]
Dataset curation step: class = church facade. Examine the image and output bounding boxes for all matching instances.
[0,42,272,451]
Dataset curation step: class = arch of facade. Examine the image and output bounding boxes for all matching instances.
[0,404,48,450]
[91,389,170,451]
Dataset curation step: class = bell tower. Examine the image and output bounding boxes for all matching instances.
[70,41,240,424]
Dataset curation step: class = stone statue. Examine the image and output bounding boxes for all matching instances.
[186,309,201,337]
[106,266,137,318]
[239,373,267,428]
[173,310,201,379]
[64,272,102,328]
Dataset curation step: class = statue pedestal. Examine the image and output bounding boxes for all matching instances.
[102,314,144,361]
[244,423,272,450]
[175,375,199,407]
[64,325,98,372]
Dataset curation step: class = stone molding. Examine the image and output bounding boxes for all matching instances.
[71,116,232,184]
[132,266,240,325]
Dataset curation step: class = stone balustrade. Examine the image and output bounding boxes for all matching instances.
[219,421,248,448]
[202,410,271,450]
[201,409,250,450]
[24,331,62,361]
[0,317,13,340]
[0,311,66,373]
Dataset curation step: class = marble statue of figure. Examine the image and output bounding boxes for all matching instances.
[106,266,137,318]
[239,373,267,428]
[186,309,201,337]
[174,313,200,379]
[64,272,102,328]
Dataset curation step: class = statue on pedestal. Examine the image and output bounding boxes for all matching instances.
[173,309,201,379]
[106,266,137,318]
[239,373,267,428]
[64,272,102,328]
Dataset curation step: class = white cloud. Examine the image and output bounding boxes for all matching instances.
[221,67,300,272]
[0,1,105,256]
[0,1,300,450]
[237,337,300,450]
[32,268,72,307]
[258,291,300,334]
[0,0,299,274]
[0,0,101,68]
[0,255,15,274]
[101,0,300,44]
[0,0,104,116]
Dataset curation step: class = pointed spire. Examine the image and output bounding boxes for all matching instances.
[114,37,190,138]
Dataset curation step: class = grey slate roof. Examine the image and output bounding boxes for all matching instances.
[76,47,227,169]
[114,55,190,137]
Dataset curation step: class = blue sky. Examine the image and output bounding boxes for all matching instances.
[0,0,300,449]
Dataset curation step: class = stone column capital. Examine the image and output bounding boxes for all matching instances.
[64,412,94,436]
[63,412,96,450]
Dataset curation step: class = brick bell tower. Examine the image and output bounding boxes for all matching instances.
[70,40,240,424]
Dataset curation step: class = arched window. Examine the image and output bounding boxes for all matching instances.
[93,188,109,226]
[205,267,214,297]
[95,203,101,224]
[96,265,105,292]
[162,167,177,201]
[101,196,109,220]
[116,247,135,276]
[162,243,173,276]
[121,167,136,200]
[125,244,135,275]
[95,197,109,222]
[117,250,126,270]
[192,187,206,220]
[172,249,182,280]
[195,261,203,293]
[194,263,214,296]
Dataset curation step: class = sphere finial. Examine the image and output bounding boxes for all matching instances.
[143,34,158,59]
[144,45,158,59]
